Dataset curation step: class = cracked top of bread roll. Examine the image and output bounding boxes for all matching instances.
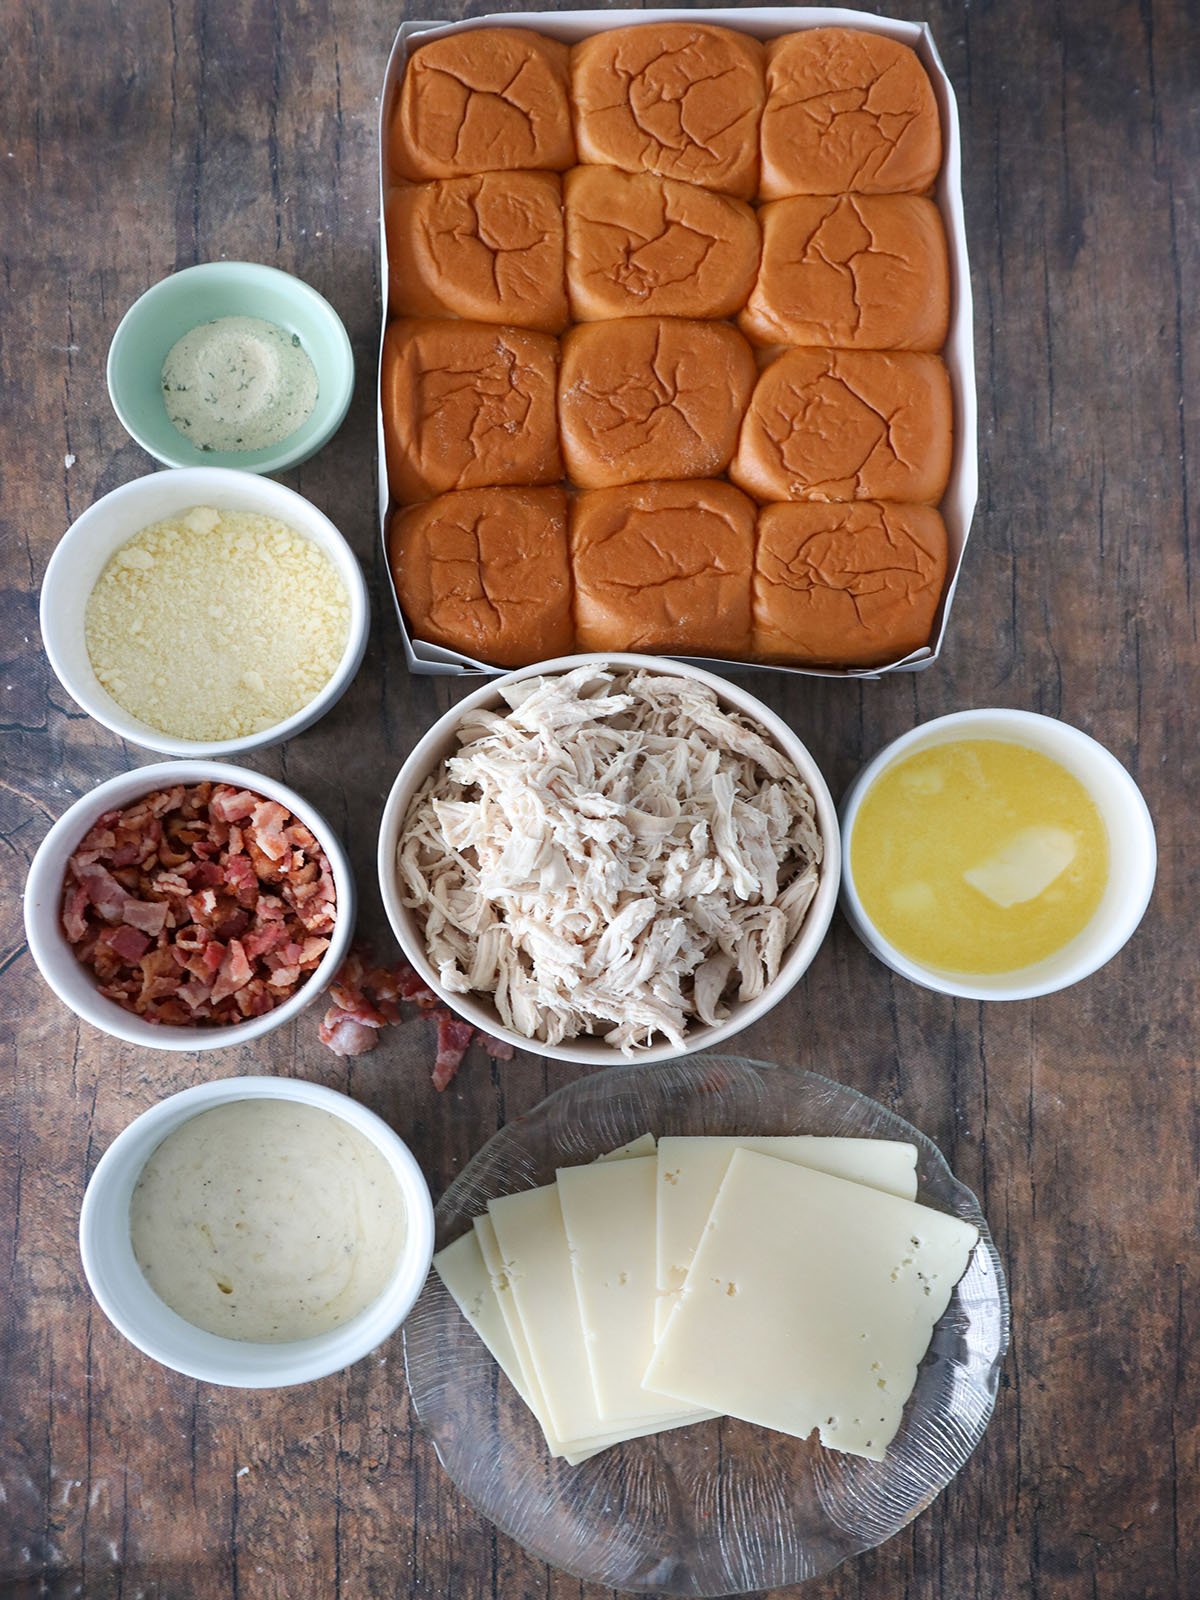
[389,487,573,667]
[571,479,756,655]
[564,167,760,321]
[390,28,576,182]
[760,29,941,199]
[559,318,757,488]
[381,319,562,503]
[730,348,952,505]
[740,194,950,351]
[570,24,765,199]
[387,173,568,333]
[753,501,948,666]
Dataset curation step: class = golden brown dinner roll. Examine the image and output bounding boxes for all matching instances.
[386,174,568,333]
[760,30,941,199]
[730,348,952,504]
[389,487,573,667]
[564,167,760,321]
[570,24,765,199]
[753,501,948,666]
[571,480,756,656]
[558,318,757,488]
[381,319,562,504]
[740,194,950,351]
[390,28,575,182]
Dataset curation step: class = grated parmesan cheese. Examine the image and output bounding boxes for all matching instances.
[85,505,350,742]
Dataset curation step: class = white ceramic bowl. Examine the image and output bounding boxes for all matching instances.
[839,708,1157,1000]
[24,759,355,1050]
[377,653,841,1066]
[40,466,369,757]
[79,1076,434,1387]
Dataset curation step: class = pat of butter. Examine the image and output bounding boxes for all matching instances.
[557,1155,712,1425]
[963,824,1077,908]
[654,1135,918,1338]
[644,1149,979,1462]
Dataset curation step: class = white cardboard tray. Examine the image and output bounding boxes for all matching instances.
[376,9,977,681]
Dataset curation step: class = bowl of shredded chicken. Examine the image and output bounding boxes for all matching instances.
[379,657,840,1065]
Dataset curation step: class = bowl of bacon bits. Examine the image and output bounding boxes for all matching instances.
[24,761,354,1049]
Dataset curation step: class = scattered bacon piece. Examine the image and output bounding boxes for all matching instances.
[319,1007,381,1057]
[432,1011,476,1092]
[61,783,337,1028]
[477,1033,516,1061]
[316,945,519,1088]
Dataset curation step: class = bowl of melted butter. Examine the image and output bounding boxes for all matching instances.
[839,709,1156,1000]
[80,1078,434,1386]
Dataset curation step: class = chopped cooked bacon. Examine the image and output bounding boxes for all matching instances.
[477,1033,516,1061]
[208,786,259,824]
[397,962,440,1008]
[242,920,289,960]
[61,783,337,1028]
[319,1006,381,1056]
[76,862,130,921]
[122,898,169,937]
[152,869,191,899]
[101,924,152,964]
[62,882,89,944]
[210,938,253,1005]
[433,1012,476,1092]
[249,800,291,862]
[316,944,518,1089]
[223,853,259,906]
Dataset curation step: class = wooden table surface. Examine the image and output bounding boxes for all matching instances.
[2,0,1197,1595]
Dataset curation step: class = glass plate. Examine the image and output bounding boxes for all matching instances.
[402,1055,1009,1595]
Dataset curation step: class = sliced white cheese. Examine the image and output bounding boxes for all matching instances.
[458,1217,668,1464]
[469,1134,669,1462]
[654,1135,918,1337]
[471,1214,542,1403]
[488,1183,702,1445]
[433,1229,529,1402]
[556,1155,713,1425]
[602,1132,657,1160]
[644,1148,979,1462]
[963,824,1077,907]
[469,1131,654,1424]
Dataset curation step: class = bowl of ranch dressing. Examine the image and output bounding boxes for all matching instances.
[80,1078,434,1386]
[107,261,355,473]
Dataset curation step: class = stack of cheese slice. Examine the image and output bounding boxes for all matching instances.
[433,1132,979,1465]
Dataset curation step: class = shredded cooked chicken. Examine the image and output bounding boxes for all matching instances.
[396,667,823,1054]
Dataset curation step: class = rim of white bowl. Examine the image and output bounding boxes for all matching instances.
[23,760,356,1050]
[39,467,369,757]
[79,1076,434,1387]
[838,708,1157,1001]
[376,653,841,1065]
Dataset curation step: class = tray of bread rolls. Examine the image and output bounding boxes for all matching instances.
[377,8,976,679]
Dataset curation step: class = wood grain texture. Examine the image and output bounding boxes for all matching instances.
[1,0,1197,1595]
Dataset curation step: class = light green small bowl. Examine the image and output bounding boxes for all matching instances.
[107,261,355,473]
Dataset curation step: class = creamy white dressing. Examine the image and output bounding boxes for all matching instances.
[161,315,319,453]
[130,1101,406,1343]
